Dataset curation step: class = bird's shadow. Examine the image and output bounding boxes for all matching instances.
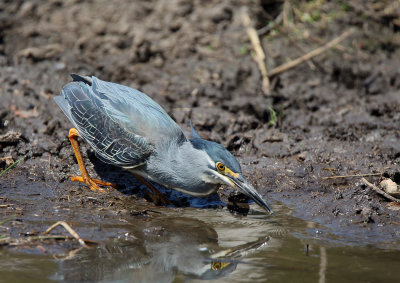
[87,149,225,209]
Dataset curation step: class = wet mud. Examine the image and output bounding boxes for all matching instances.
[1,0,400,253]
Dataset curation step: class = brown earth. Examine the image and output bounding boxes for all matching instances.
[1,0,400,245]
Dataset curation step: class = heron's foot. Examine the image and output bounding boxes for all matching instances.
[67,128,118,193]
[70,176,117,192]
[145,186,172,206]
[132,173,172,206]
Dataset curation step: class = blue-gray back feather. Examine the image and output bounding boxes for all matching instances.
[54,75,186,168]
[89,76,186,145]
[55,82,151,167]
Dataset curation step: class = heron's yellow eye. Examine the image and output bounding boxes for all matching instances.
[216,162,225,171]
[211,261,230,270]
[212,262,222,270]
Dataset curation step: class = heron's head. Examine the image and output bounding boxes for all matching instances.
[189,122,273,214]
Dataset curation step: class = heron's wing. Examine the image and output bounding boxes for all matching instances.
[55,82,153,168]
[88,76,187,145]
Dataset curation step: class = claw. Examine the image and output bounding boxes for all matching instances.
[70,176,117,192]
[68,128,116,193]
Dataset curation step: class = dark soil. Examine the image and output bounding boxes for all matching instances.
[1,0,400,245]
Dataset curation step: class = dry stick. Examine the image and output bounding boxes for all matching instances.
[362,177,400,204]
[0,204,14,208]
[282,0,291,28]
[53,247,84,260]
[260,8,318,71]
[242,10,270,95]
[44,221,89,248]
[268,28,355,78]
[322,173,382,180]
[262,11,319,71]
[308,35,347,52]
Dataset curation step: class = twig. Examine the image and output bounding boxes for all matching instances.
[268,28,355,77]
[282,0,292,28]
[44,221,89,248]
[308,35,348,53]
[362,177,400,204]
[260,10,321,72]
[322,173,382,180]
[0,204,14,208]
[53,247,85,260]
[242,9,270,95]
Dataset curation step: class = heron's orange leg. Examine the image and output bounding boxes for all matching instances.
[68,128,169,205]
[132,173,172,206]
[68,128,117,192]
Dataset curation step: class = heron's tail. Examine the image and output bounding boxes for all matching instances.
[54,82,91,125]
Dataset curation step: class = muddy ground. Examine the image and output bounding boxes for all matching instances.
[1,0,400,247]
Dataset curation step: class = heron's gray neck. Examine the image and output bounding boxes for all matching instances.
[135,140,219,196]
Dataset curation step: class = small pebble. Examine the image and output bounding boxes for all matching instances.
[380,179,400,198]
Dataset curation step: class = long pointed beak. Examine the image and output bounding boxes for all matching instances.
[229,175,273,214]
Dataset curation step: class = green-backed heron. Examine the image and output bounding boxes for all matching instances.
[54,75,273,213]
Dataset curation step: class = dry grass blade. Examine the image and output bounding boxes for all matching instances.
[44,221,89,248]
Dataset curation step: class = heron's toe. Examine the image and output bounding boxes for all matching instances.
[70,175,116,192]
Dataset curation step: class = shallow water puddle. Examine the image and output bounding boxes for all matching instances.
[0,203,399,283]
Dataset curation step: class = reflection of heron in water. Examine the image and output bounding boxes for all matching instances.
[53,217,272,282]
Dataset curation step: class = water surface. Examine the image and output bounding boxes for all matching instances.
[1,203,399,282]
